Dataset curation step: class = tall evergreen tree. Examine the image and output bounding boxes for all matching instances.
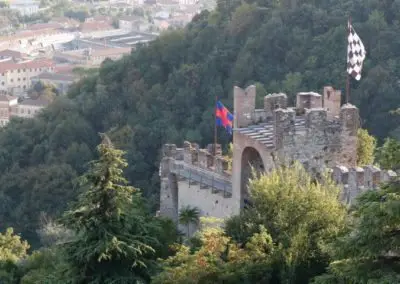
[59,138,160,283]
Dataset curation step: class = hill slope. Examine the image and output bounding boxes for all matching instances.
[1,0,400,246]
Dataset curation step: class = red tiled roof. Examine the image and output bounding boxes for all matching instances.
[0,49,28,59]
[0,59,54,73]
[80,21,114,32]
[27,23,63,31]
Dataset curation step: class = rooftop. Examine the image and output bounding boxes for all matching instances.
[80,21,114,32]
[0,49,28,60]
[19,98,50,107]
[0,59,54,73]
[0,95,18,102]
[31,72,76,82]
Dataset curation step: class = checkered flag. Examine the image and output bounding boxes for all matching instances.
[347,21,366,80]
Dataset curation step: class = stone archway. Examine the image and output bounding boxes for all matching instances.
[240,147,265,209]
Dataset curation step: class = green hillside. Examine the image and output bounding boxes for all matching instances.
[1,0,400,247]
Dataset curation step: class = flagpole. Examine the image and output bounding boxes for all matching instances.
[214,96,218,157]
[346,16,351,104]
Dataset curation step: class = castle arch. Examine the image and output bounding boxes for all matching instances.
[240,147,264,208]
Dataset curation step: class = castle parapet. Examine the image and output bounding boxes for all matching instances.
[330,164,398,204]
[306,108,327,130]
[296,92,322,114]
[183,141,199,165]
[215,156,229,175]
[264,93,287,118]
[274,108,296,149]
[323,86,341,119]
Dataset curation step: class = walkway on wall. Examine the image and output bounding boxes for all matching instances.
[171,161,232,197]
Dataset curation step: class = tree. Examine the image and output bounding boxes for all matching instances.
[153,223,274,284]
[179,206,200,238]
[357,128,377,166]
[225,163,347,283]
[59,139,160,283]
[313,180,400,283]
[376,138,400,170]
[0,228,30,283]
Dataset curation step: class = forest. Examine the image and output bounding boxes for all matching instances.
[0,0,400,282]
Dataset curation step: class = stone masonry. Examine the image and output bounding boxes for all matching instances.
[159,85,398,227]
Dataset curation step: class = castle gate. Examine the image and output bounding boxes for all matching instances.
[241,147,264,208]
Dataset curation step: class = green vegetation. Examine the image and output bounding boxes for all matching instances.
[314,180,400,283]
[0,0,399,250]
[178,206,200,238]
[0,0,399,282]
[357,128,376,166]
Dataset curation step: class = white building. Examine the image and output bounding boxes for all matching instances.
[16,98,49,118]
[179,0,197,5]
[0,59,55,95]
[10,0,39,16]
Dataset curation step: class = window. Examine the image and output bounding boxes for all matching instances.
[17,69,20,73]
[23,78,26,81]
[28,109,31,115]
[23,69,26,72]
[21,108,24,114]
[10,79,13,82]
[1,82,4,86]
[23,85,26,89]
[17,78,20,81]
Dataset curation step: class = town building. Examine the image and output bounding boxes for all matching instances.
[9,0,39,16]
[0,59,55,95]
[0,94,48,126]
[0,95,18,126]
[31,72,76,95]
[119,16,150,32]
[15,97,49,118]
[54,47,132,67]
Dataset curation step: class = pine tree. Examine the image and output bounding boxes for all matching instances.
[59,139,159,284]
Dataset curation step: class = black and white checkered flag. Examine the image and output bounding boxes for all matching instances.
[347,21,366,80]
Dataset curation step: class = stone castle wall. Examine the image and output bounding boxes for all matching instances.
[159,84,397,226]
[159,142,237,223]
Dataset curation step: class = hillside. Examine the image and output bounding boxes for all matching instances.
[1,0,400,247]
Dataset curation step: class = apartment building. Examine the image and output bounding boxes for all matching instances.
[0,95,49,126]
[16,98,49,118]
[0,59,55,95]
[0,95,18,126]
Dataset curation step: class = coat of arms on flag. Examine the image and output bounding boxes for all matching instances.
[347,20,366,81]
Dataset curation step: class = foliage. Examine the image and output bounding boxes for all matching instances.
[58,141,162,283]
[357,128,376,166]
[178,206,200,238]
[225,163,347,283]
[28,81,58,101]
[152,225,274,284]
[313,180,400,283]
[1,0,400,247]
[0,228,29,283]
[376,138,400,170]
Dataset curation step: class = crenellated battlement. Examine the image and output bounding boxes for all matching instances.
[331,165,397,204]
[161,141,230,177]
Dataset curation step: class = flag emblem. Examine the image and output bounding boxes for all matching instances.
[347,21,366,80]
[215,101,233,135]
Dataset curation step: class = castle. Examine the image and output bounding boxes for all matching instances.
[159,85,397,233]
